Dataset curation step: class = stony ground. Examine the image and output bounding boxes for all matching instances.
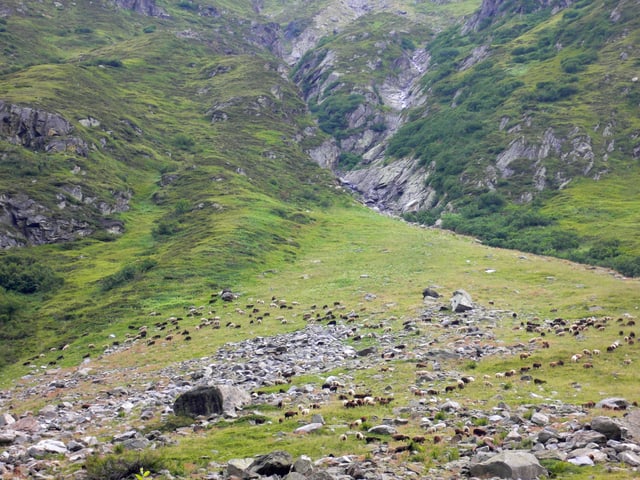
[1,294,640,479]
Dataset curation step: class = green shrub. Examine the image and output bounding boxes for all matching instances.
[171,134,196,152]
[0,255,63,294]
[99,259,157,292]
[152,221,181,240]
[0,289,27,324]
[84,451,167,480]
[311,94,364,139]
[337,152,362,171]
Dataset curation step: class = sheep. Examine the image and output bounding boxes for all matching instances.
[583,363,594,368]
[349,419,362,429]
[339,433,348,441]
[284,411,298,419]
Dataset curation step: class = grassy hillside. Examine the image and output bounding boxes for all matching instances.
[3,202,640,479]
[0,0,341,368]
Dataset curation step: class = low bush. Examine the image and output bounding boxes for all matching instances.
[84,451,167,480]
[0,255,63,294]
[99,259,157,292]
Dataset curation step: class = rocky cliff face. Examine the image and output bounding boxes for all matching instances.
[289,27,431,212]
[0,101,88,156]
[0,102,129,248]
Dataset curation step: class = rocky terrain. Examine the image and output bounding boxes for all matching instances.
[2,292,639,479]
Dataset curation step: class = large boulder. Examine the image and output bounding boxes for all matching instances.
[590,416,622,440]
[450,289,474,312]
[567,430,607,449]
[249,450,294,477]
[173,385,250,418]
[595,397,629,410]
[469,451,547,480]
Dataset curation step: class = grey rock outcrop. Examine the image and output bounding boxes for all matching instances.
[249,450,294,477]
[469,451,547,480]
[0,194,93,248]
[0,101,87,155]
[173,385,250,418]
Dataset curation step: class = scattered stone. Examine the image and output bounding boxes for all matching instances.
[249,450,293,477]
[294,423,323,435]
[422,288,440,299]
[439,400,461,412]
[596,398,629,410]
[450,289,473,312]
[368,425,397,435]
[568,455,594,466]
[356,346,377,357]
[620,451,640,467]
[227,458,254,478]
[292,455,314,475]
[0,413,15,427]
[0,431,17,445]
[469,450,547,480]
[590,416,622,440]
[568,430,607,448]
[531,411,549,426]
[34,439,67,455]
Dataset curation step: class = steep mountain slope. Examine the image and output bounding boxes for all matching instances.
[0,0,345,368]
[316,0,640,275]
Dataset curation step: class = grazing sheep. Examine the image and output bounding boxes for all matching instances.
[339,434,348,441]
